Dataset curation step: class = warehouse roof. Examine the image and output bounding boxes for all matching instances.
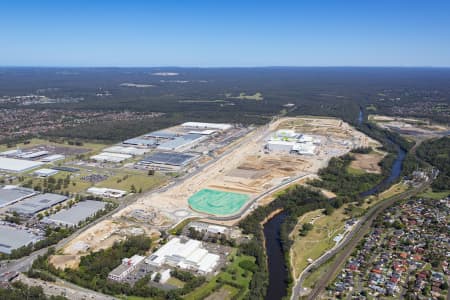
[91,152,132,163]
[9,193,67,215]
[18,151,49,159]
[0,157,44,172]
[43,200,107,227]
[123,138,157,147]
[0,225,42,254]
[0,187,36,208]
[34,168,59,177]
[141,152,196,166]
[103,146,148,156]
[40,154,65,162]
[143,131,178,139]
[181,122,232,131]
[157,133,204,151]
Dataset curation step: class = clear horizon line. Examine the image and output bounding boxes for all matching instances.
[0,64,449,69]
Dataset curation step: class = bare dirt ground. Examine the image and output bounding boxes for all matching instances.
[51,219,159,269]
[350,152,384,174]
[370,114,449,137]
[56,116,378,267]
[320,189,337,199]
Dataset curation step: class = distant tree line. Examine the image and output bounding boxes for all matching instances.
[416,137,450,191]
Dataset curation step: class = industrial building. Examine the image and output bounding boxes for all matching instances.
[140,152,196,167]
[123,138,157,147]
[157,133,206,152]
[181,122,232,131]
[103,146,148,156]
[266,140,297,152]
[0,186,36,208]
[0,157,43,173]
[18,151,49,159]
[87,187,127,198]
[188,222,228,235]
[187,129,217,135]
[143,131,178,139]
[39,154,65,162]
[266,130,318,155]
[145,237,220,275]
[90,152,132,163]
[292,143,316,155]
[108,255,145,281]
[0,224,43,254]
[0,149,22,157]
[42,200,107,227]
[34,168,59,177]
[8,193,68,216]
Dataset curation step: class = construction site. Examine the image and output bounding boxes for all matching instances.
[49,116,381,269]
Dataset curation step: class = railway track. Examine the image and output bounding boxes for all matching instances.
[304,180,430,300]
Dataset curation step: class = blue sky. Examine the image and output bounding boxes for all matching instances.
[1,0,449,67]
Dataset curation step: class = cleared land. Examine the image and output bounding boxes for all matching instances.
[59,116,377,267]
[369,114,450,137]
[349,152,384,174]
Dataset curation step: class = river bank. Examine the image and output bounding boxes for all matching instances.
[263,112,408,300]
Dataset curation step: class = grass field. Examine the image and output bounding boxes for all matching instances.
[188,189,250,216]
[363,182,409,209]
[166,277,185,288]
[95,172,167,193]
[290,206,348,278]
[184,250,255,300]
[418,188,450,199]
[346,166,366,175]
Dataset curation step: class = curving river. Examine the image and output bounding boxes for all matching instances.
[263,110,407,300]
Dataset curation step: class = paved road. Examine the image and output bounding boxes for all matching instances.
[17,273,117,300]
[290,180,430,300]
[0,124,270,286]
[0,116,289,298]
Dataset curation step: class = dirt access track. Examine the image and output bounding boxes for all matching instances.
[57,116,379,267]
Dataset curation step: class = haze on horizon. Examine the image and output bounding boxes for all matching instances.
[1,0,450,67]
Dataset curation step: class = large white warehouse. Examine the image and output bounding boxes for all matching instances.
[0,157,44,173]
[181,122,232,131]
[145,237,220,275]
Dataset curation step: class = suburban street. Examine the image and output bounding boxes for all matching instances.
[290,179,431,300]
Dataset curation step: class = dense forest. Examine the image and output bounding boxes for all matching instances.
[310,154,383,198]
[416,137,450,191]
[1,67,449,142]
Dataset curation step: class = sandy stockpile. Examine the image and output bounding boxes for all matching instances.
[129,117,363,215]
[53,219,159,269]
[277,117,379,147]
[119,128,267,213]
[320,189,337,199]
[49,254,80,270]
[209,154,311,195]
[350,152,384,174]
[64,220,123,255]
